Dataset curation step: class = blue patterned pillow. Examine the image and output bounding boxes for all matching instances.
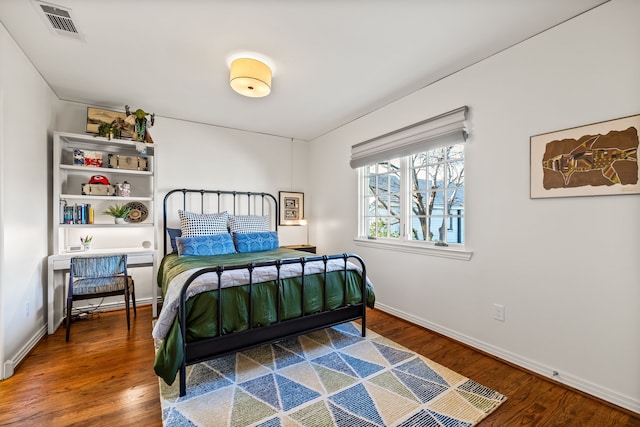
[233,231,279,253]
[179,210,228,237]
[176,234,236,256]
[228,215,269,234]
[167,228,182,252]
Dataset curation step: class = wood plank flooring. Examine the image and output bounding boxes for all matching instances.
[0,306,637,426]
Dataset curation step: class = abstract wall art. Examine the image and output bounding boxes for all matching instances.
[530,114,639,198]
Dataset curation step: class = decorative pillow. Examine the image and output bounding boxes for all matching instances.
[167,228,182,252]
[233,231,279,253]
[176,234,236,256]
[179,210,228,237]
[228,215,269,234]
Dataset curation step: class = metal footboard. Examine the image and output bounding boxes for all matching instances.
[177,253,367,397]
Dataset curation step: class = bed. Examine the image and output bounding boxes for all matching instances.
[152,189,375,396]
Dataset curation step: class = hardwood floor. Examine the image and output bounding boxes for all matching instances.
[0,306,638,426]
[0,306,161,427]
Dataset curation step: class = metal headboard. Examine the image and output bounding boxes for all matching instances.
[162,189,278,255]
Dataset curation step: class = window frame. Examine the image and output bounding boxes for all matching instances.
[356,145,471,261]
[350,106,472,260]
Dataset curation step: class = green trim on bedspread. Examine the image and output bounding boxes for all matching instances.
[154,249,375,386]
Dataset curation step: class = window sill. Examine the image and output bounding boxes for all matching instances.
[353,237,473,261]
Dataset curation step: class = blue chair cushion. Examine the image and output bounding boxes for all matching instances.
[73,276,130,295]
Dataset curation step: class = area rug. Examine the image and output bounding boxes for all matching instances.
[159,322,506,426]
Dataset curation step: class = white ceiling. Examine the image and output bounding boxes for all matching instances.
[0,0,607,141]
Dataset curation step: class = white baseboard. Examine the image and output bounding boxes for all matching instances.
[3,324,47,379]
[374,303,640,414]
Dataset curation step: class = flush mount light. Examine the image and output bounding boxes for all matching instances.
[229,58,272,98]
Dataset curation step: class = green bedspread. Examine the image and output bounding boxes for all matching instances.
[153,248,375,385]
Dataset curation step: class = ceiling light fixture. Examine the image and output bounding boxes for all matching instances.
[229,58,272,98]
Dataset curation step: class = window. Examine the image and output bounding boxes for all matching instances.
[363,144,464,244]
[352,107,468,248]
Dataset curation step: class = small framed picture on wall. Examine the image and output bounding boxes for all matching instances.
[279,191,304,225]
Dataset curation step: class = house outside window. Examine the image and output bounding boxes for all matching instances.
[351,107,469,252]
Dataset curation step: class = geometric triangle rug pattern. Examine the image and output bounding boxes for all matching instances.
[159,322,506,426]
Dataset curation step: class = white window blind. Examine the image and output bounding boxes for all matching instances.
[350,106,469,169]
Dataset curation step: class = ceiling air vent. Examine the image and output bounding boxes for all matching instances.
[33,1,83,39]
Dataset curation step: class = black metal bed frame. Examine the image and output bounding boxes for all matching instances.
[162,189,367,397]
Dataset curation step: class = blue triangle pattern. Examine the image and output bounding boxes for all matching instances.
[333,321,363,337]
[329,383,384,425]
[256,417,282,427]
[185,364,232,398]
[205,353,237,382]
[395,357,449,386]
[275,374,321,411]
[326,327,364,349]
[312,352,357,377]
[394,409,441,427]
[160,322,506,427]
[272,345,305,370]
[372,341,415,365]
[339,352,385,378]
[431,410,473,427]
[274,335,305,355]
[162,407,197,426]
[394,369,449,403]
[328,401,381,427]
[240,374,281,409]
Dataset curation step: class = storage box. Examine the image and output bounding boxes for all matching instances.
[73,149,103,167]
[108,154,148,171]
[81,183,116,196]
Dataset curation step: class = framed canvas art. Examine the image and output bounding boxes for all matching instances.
[279,191,304,225]
[86,107,134,139]
[530,114,639,198]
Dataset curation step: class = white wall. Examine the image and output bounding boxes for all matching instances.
[0,23,59,378]
[308,0,639,412]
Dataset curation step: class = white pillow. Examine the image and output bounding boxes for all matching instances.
[228,215,269,234]
[179,210,228,237]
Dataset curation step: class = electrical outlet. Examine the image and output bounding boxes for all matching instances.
[25,302,30,317]
[493,303,505,321]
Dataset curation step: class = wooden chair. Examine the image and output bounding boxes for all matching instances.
[66,254,136,341]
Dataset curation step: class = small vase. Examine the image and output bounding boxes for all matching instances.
[115,217,126,224]
[83,243,91,251]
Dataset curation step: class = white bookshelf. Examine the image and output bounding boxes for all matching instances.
[52,131,157,253]
[47,131,159,333]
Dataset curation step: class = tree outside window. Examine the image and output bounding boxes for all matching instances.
[363,144,464,244]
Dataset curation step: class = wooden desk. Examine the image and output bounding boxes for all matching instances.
[47,248,155,335]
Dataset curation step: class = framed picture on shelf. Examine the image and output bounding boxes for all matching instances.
[86,107,134,139]
[279,191,304,225]
[530,114,640,199]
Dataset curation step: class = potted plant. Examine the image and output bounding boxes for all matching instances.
[80,235,92,250]
[103,203,131,224]
[96,122,121,140]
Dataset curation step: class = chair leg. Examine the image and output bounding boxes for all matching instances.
[65,297,72,342]
[131,279,136,317]
[124,285,131,331]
